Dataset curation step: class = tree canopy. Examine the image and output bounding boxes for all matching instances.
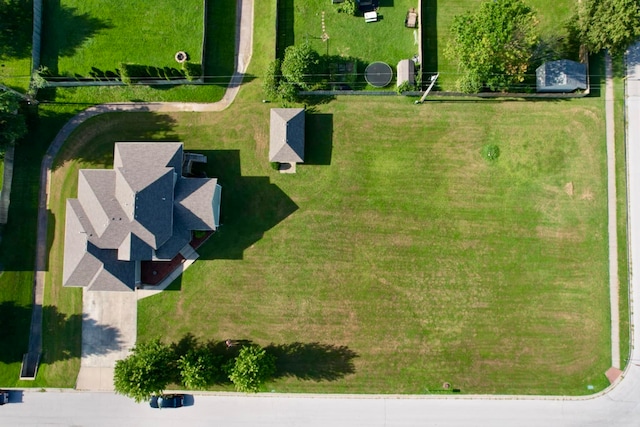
[281,42,320,91]
[226,345,276,393]
[446,0,539,93]
[0,91,27,152]
[113,339,175,403]
[574,0,640,55]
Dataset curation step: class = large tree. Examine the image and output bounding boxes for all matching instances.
[113,339,175,403]
[280,42,320,91]
[446,0,539,93]
[0,91,26,152]
[177,347,223,389]
[226,345,276,393]
[574,0,640,55]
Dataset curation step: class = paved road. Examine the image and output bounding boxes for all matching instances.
[0,368,639,427]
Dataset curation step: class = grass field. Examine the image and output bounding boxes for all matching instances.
[41,0,204,78]
[424,0,576,91]
[44,86,611,395]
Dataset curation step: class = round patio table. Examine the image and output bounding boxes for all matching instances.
[365,62,393,87]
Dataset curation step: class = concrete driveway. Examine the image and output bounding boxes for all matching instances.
[75,290,137,391]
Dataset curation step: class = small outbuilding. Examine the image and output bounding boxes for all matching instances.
[536,59,587,93]
[269,108,305,167]
[396,59,415,88]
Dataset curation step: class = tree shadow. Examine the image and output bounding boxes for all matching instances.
[79,312,125,358]
[194,150,299,260]
[305,113,333,165]
[276,0,295,59]
[0,0,33,59]
[0,301,124,364]
[169,334,357,384]
[265,342,358,381]
[421,0,437,89]
[204,0,237,87]
[587,52,604,98]
[40,0,112,76]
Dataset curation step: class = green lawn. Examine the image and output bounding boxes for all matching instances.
[34,0,236,103]
[41,0,204,78]
[287,0,421,88]
[44,85,610,395]
[426,0,577,91]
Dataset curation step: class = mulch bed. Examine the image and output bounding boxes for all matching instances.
[140,231,215,286]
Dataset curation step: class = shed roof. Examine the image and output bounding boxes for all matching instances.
[397,59,415,87]
[536,60,587,93]
[269,108,305,163]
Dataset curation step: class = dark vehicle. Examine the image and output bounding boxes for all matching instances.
[149,394,184,408]
[0,390,8,405]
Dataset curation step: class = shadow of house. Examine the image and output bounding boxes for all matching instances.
[305,113,333,165]
[40,0,112,77]
[189,150,299,260]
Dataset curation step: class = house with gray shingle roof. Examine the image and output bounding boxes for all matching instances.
[269,108,305,165]
[63,142,221,292]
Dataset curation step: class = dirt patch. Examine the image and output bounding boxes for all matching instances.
[564,182,574,196]
[580,189,594,201]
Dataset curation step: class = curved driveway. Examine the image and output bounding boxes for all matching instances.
[14,7,640,427]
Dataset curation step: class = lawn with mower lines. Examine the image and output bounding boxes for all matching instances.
[99,94,613,395]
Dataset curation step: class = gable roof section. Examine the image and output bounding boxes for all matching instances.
[269,108,305,163]
[174,178,221,230]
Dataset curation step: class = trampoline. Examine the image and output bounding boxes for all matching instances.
[365,62,393,87]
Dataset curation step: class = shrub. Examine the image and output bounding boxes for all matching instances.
[338,0,357,15]
[263,59,282,100]
[183,63,202,81]
[396,80,415,94]
[226,345,276,393]
[482,144,501,161]
[118,62,132,84]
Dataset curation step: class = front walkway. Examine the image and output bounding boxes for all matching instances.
[27,0,254,390]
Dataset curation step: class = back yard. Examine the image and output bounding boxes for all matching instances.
[41,0,204,78]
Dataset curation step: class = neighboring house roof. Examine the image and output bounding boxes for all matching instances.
[536,59,587,93]
[269,108,305,163]
[63,142,221,292]
[397,59,415,87]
